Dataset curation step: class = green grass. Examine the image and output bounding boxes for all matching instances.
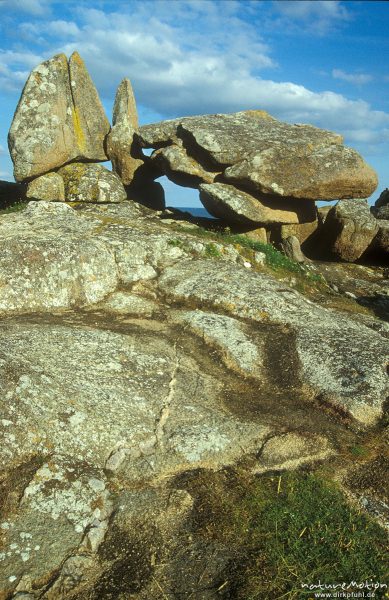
[204,242,222,258]
[169,225,325,284]
[0,200,28,214]
[191,470,388,599]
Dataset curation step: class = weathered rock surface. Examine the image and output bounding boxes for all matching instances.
[279,220,319,245]
[375,188,389,208]
[371,220,389,255]
[323,198,379,262]
[8,52,110,182]
[26,172,65,202]
[138,111,377,200]
[199,182,316,225]
[58,163,127,203]
[0,199,387,597]
[159,259,388,425]
[107,78,143,185]
[280,235,308,263]
[68,51,110,162]
[151,144,219,187]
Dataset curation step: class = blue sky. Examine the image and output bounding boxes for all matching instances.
[0,0,388,207]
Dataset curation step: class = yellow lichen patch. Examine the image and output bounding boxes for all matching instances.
[72,106,86,152]
[243,110,274,120]
[70,51,84,66]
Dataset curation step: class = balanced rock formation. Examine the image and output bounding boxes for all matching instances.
[8,52,110,182]
[137,110,378,229]
[107,78,143,185]
[58,163,127,203]
[323,198,379,262]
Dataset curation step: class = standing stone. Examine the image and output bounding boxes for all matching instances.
[8,53,110,182]
[280,236,308,263]
[107,78,143,185]
[26,172,65,202]
[199,182,316,225]
[324,199,379,262]
[8,54,75,182]
[58,163,127,203]
[67,51,111,162]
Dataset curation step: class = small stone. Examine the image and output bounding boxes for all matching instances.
[58,163,127,203]
[26,172,65,202]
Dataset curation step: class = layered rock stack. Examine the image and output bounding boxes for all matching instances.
[8,52,129,204]
[6,51,387,262]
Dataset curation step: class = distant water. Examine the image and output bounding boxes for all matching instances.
[173,206,215,218]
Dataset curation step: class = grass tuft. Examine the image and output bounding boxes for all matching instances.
[188,470,388,599]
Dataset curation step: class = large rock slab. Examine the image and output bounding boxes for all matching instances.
[323,198,379,262]
[199,182,316,225]
[138,111,377,200]
[58,163,127,203]
[107,78,144,185]
[8,52,110,182]
[158,259,388,426]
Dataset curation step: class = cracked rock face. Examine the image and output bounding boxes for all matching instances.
[138,110,378,203]
[0,317,334,596]
[8,52,110,182]
[159,259,388,426]
[0,199,387,597]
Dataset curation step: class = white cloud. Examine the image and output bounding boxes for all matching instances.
[332,69,373,85]
[0,144,5,154]
[273,0,349,32]
[0,0,51,16]
[1,0,388,156]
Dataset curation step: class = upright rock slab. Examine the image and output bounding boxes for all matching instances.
[67,51,111,162]
[8,52,110,182]
[323,198,379,262]
[107,78,143,185]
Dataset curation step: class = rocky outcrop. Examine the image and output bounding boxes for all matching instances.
[26,172,65,202]
[159,259,388,426]
[322,198,379,262]
[138,111,378,208]
[199,182,316,225]
[107,78,143,185]
[8,52,110,182]
[0,199,387,597]
[58,163,127,203]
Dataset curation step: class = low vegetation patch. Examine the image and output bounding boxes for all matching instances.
[169,224,325,286]
[0,200,28,214]
[182,469,388,599]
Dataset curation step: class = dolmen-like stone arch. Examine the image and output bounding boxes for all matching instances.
[7,51,387,262]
